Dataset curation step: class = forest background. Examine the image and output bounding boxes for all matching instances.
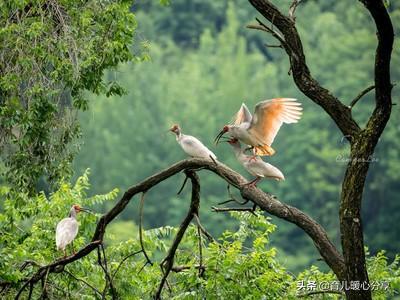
[73,0,400,272]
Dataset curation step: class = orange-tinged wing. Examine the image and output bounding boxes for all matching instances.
[248,98,302,147]
[231,103,252,125]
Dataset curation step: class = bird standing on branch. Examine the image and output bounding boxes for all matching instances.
[169,124,217,160]
[215,98,302,156]
[56,204,91,257]
[226,138,284,187]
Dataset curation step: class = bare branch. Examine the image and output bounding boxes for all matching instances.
[265,43,282,48]
[289,0,301,22]
[211,206,256,214]
[247,20,286,47]
[248,0,360,138]
[218,184,249,205]
[14,157,345,292]
[64,270,102,297]
[111,250,143,280]
[97,244,117,299]
[360,0,394,136]
[138,192,153,266]
[196,224,205,277]
[193,214,215,243]
[177,175,189,195]
[349,85,375,109]
[155,170,200,299]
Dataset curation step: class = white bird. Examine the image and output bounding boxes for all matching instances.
[215,98,302,156]
[169,124,217,160]
[56,204,90,257]
[226,138,284,186]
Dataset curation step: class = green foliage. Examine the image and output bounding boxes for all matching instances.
[0,170,118,283]
[1,174,399,298]
[0,0,142,195]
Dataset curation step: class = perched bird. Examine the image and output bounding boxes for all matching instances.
[56,204,91,257]
[215,98,302,156]
[226,138,284,186]
[169,124,217,160]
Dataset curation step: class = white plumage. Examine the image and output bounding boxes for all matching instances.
[56,217,78,251]
[169,124,217,160]
[215,98,302,156]
[55,205,85,257]
[227,138,284,186]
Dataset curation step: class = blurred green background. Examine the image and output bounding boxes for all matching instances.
[73,0,400,273]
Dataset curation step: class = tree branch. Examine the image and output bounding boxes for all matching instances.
[360,0,394,137]
[248,0,360,139]
[14,157,345,295]
[111,250,142,280]
[288,0,301,22]
[338,2,394,299]
[64,270,102,298]
[138,192,153,266]
[349,85,375,109]
[211,206,256,214]
[155,170,200,299]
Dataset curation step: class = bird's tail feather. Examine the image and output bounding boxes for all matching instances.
[254,145,275,156]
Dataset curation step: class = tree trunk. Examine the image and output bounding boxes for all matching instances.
[340,134,376,299]
[247,1,394,299]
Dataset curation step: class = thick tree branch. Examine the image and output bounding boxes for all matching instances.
[14,158,345,296]
[338,2,394,300]
[361,0,394,137]
[248,0,360,139]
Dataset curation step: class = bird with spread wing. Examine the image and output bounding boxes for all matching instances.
[215,98,302,157]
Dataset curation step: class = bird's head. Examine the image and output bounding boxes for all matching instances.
[169,124,181,135]
[214,125,231,145]
[72,204,92,214]
[72,204,82,213]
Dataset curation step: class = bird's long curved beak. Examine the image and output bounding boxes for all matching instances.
[214,130,227,145]
[80,207,94,214]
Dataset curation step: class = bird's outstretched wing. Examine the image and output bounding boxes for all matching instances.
[248,98,302,146]
[231,103,252,125]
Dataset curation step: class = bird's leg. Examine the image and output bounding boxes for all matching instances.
[71,241,76,255]
[247,147,258,162]
[63,249,67,258]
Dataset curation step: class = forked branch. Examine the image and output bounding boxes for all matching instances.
[248,0,360,139]
[13,158,345,297]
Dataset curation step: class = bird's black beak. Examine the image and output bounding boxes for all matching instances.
[80,207,94,214]
[214,130,227,145]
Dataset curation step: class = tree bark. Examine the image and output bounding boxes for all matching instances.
[339,1,394,299]
[247,0,394,299]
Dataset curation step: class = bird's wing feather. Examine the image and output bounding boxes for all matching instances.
[180,135,217,159]
[248,98,302,146]
[56,218,78,250]
[231,103,252,125]
[244,158,285,180]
